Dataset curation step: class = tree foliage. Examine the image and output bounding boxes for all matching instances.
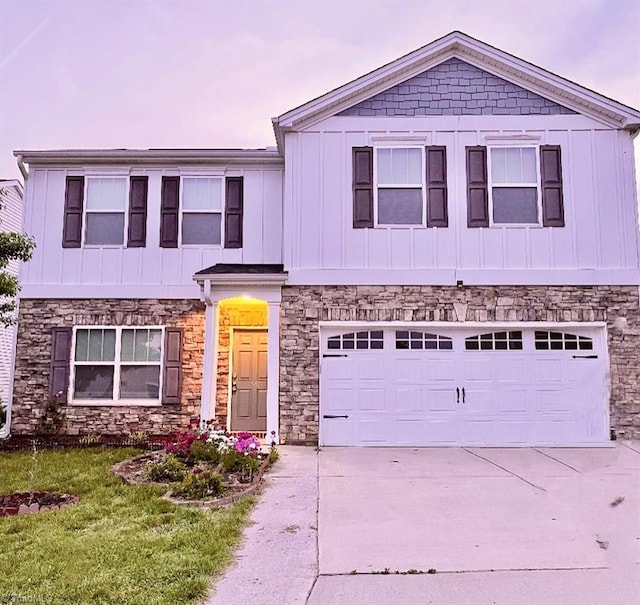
[0,187,35,326]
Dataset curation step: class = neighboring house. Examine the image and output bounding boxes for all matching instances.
[9,32,640,446]
[0,180,24,437]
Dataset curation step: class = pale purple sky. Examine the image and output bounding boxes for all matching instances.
[1,0,639,182]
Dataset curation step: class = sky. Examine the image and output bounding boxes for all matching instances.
[0,0,639,183]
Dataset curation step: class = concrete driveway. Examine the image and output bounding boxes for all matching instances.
[207,443,640,605]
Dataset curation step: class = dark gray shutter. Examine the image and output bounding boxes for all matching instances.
[466,146,489,228]
[62,176,84,248]
[224,177,244,248]
[162,328,183,405]
[426,146,448,227]
[540,145,565,227]
[127,176,148,247]
[353,147,374,228]
[160,176,179,248]
[49,327,72,401]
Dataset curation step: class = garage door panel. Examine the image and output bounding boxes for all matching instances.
[358,389,386,412]
[358,419,388,443]
[395,387,424,412]
[463,358,494,381]
[497,388,529,412]
[424,358,457,381]
[357,357,387,380]
[320,325,608,447]
[428,389,457,412]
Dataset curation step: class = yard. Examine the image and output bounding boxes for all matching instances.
[0,447,252,605]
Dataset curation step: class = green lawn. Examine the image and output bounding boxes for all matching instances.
[0,448,253,605]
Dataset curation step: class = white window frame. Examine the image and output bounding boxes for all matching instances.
[179,176,225,247]
[487,144,543,228]
[373,145,427,228]
[69,326,164,406]
[82,176,129,248]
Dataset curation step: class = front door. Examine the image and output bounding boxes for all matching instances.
[230,329,268,432]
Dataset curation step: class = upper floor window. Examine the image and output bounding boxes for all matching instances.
[181,177,223,245]
[488,146,540,226]
[85,177,127,245]
[375,147,425,226]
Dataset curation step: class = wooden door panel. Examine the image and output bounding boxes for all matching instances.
[231,330,268,432]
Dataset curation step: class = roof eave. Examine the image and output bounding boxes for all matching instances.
[276,31,640,132]
[13,149,284,166]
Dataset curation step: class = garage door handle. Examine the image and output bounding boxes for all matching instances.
[323,354,348,358]
[462,387,466,404]
[323,415,349,419]
[456,387,460,403]
[572,355,598,359]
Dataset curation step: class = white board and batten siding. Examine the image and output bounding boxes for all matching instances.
[20,167,283,299]
[283,114,640,286]
[0,181,24,408]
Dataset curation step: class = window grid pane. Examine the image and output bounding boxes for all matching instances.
[327,331,384,350]
[534,331,594,351]
[465,331,523,351]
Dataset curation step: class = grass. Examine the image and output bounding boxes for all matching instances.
[0,448,253,605]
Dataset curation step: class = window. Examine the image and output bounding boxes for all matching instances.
[327,331,384,350]
[181,177,222,245]
[465,331,523,351]
[488,146,540,225]
[72,327,163,402]
[375,147,425,226]
[534,331,593,351]
[395,331,453,350]
[84,177,127,245]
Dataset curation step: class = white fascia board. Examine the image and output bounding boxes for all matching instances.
[275,32,640,133]
[14,149,284,167]
[193,273,288,287]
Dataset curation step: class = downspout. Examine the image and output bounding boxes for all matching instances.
[16,155,28,182]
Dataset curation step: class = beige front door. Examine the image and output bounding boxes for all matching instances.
[231,329,268,432]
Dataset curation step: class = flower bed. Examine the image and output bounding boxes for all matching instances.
[0,491,79,516]
[112,424,278,507]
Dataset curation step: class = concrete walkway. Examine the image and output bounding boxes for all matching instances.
[204,446,319,604]
[205,442,640,605]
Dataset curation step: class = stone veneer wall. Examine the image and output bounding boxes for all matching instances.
[280,286,640,445]
[12,299,205,435]
[215,299,268,421]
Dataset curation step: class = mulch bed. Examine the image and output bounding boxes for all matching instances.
[112,452,269,508]
[0,491,79,516]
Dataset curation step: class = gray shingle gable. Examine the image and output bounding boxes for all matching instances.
[337,58,576,117]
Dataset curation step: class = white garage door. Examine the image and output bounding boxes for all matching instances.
[320,325,608,447]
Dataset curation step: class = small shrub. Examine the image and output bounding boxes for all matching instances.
[268,448,279,465]
[147,454,187,483]
[221,450,244,474]
[189,439,221,464]
[37,390,67,435]
[238,456,261,483]
[79,432,102,445]
[127,431,148,446]
[172,468,223,500]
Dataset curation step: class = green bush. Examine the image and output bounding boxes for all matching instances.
[172,469,224,500]
[221,450,244,473]
[147,454,187,483]
[268,448,279,465]
[189,439,221,464]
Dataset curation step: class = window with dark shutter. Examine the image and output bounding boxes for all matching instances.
[49,327,72,401]
[162,328,183,405]
[466,146,489,227]
[426,146,448,227]
[224,177,244,248]
[127,176,148,247]
[160,176,180,248]
[62,176,84,248]
[353,147,374,228]
[540,145,565,227]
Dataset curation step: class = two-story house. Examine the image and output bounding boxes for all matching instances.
[9,32,640,446]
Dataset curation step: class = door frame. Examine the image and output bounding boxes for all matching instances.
[227,326,269,433]
[318,320,610,447]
